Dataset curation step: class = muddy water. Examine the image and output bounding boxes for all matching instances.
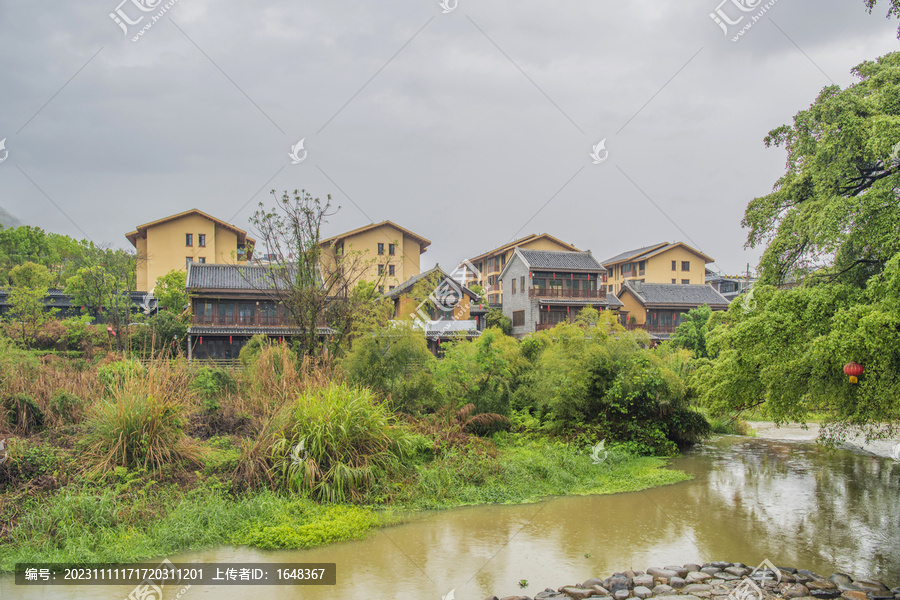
[3,435,899,599]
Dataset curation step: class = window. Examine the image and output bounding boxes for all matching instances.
[198,234,206,247]
[511,279,516,294]
[378,264,384,275]
[198,257,206,264]
[682,279,690,284]
[672,260,677,271]
[672,278,676,284]
[378,285,384,294]
[185,233,193,246]
[378,243,384,255]
[521,276,525,291]
[388,265,395,276]
[512,310,525,327]
[185,257,192,268]
[388,244,395,255]
[681,261,690,271]
[389,285,395,291]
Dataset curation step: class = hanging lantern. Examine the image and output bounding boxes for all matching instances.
[199,337,203,345]
[843,361,864,384]
[229,335,233,344]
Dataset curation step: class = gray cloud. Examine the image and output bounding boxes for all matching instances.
[0,0,897,273]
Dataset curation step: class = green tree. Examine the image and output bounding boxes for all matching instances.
[65,247,138,351]
[485,308,511,335]
[743,52,900,286]
[7,262,56,348]
[154,270,188,314]
[670,305,715,359]
[864,0,900,35]
[342,320,437,414]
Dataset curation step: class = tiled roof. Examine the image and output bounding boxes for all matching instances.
[385,266,480,300]
[467,233,579,263]
[621,282,729,307]
[518,249,606,272]
[319,220,431,250]
[126,209,254,247]
[186,263,301,291]
[601,243,668,265]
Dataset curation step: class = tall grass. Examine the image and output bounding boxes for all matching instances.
[271,383,419,503]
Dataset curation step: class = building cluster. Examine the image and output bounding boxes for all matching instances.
[122,209,746,359]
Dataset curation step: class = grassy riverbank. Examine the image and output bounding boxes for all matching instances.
[0,325,706,571]
[0,436,687,570]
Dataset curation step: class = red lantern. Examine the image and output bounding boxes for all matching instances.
[843,361,864,384]
[199,336,203,345]
[229,336,233,344]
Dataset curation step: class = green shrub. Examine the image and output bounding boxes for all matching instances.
[48,390,84,424]
[97,360,145,394]
[85,390,203,473]
[239,334,270,369]
[191,367,237,412]
[2,393,44,433]
[271,383,415,503]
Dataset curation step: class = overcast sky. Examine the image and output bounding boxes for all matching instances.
[0,1,897,275]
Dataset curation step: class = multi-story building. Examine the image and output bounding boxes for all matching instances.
[185,263,331,360]
[319,221,431,293]
[616,280,729,343]
[499,248,622,339]
[384,266,482,356]
[126,209,254,292]
[465,234,580,305]
[601,242,714,296]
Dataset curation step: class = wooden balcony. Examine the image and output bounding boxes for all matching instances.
[529,287,606,299]
[192,314,293,327]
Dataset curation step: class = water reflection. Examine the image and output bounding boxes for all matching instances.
[2,436,897,599]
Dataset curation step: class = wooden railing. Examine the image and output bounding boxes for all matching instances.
[192,314,291,327]
[529,287,606,299]
[623,323,679,334]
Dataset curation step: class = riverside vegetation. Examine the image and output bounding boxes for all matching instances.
[0,315,706,570]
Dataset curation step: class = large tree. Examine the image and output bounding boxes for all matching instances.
[248,189,388,357]
[743,52,900,286]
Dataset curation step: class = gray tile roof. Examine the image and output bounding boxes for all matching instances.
[621,282,729,307]
[601,243,668,265]
[385,266,480,300]
[518,249,606,272]
[186,263,300,291]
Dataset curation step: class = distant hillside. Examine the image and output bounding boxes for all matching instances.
[0,207,22,228]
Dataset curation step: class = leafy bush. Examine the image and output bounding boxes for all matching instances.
[341,321,437,414]
[433,328,525,417]
[97,360,145,394]
[271,383,415,503]
[192,367,237,412]
[239,334,270,369]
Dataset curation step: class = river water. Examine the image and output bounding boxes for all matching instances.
[2,435,899,599]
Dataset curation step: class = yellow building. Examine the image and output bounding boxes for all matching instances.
[319,221,431,293]
[466,233,580,304]
[601,242,714,296]
[126,209,255,292]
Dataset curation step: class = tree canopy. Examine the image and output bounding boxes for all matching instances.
[743,52,900,286]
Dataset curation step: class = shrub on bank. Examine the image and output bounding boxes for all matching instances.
[84,386,204,473]
[271,383,420,503]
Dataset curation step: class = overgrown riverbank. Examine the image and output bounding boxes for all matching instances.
[0,322,705,571]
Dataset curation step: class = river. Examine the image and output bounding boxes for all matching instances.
[2,434,898,599]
